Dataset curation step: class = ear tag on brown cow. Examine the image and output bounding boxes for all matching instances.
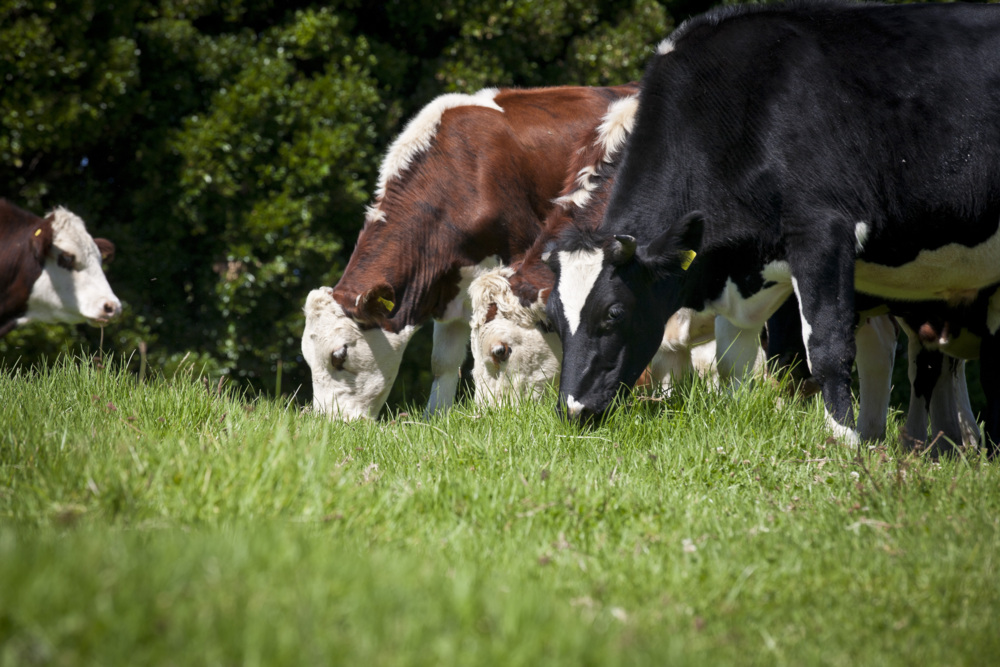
[377,296,394,312]
[35,228,42,236]
[680,250,696,271]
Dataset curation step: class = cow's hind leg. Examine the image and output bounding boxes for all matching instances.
[952,360,980,449]
[855,314,896,442]
[901,332,936,452]
[926,353,964,457]
[980,331,1000,458]
[789,238,858,443]
[426,318,470,416]
[714,317,762,387]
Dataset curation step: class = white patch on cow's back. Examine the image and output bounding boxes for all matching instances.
[855,222,870,254]
[554,166,599,210]
[552,95,638,212]
[302,288,417,420]
[21,207,121,327]
[365,88,502,226]
[855,221,1000,302]
[595,95,638,160]
[656,38,676,56]
[557,248,605,336]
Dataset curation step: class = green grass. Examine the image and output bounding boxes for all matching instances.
[2,358,999,665]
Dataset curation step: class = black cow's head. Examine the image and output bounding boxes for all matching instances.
[545,212,705,423]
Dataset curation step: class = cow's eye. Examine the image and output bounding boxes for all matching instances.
[330,345,348,371]
[57,251,77,270]
[607,304,625,322]
[490,342,512,365]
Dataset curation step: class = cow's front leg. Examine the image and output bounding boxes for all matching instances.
[426,318,470,415]
[790,250,858,444]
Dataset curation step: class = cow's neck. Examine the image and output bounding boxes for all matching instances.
[0,204,48,337]
[335,242,470,333]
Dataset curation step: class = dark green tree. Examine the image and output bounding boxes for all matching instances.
[0,0,686,410]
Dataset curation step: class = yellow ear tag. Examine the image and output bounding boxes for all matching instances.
[377,296,394,312]
[680,250,696,271]
[34,228,42,236]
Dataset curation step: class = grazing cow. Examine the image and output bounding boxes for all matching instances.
[544,2,1000,451]
[0,199,120,337]
[469,93,717,405]
[884,292,996,453]
[302,84,638,419]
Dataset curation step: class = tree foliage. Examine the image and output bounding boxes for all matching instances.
[0,0,767,407]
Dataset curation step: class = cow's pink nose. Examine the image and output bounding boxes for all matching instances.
[103,301,122,319]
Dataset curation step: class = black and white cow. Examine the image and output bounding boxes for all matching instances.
[544,2,1000,451]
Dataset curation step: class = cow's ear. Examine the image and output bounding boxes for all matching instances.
[677,210,705,255]
[350,283,396,326]
[94,238,116,264]
[31,216,54,262]
[639,211,705,274]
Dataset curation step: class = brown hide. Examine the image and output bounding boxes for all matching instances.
[0,200,55,336]
[508,94,634,310]
[332,84,639,333]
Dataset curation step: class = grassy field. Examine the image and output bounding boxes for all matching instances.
[2,357,999,666]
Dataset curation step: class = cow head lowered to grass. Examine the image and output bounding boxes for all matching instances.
[544,214,704,422]
[302,286,417,420]
[0,200,121,337]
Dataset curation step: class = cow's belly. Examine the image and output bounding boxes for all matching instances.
[856,227,1000,302]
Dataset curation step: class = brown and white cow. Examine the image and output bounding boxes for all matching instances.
[302,84,638,419]
[469,94,720,406]
[0,199,121,337]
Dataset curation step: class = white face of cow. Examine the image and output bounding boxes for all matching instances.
[470,265,718,406]
[469,268,561,405]
[302,287,417,420]
[21,207,122,327]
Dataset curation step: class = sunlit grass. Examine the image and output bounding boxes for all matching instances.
[1,357,999,665]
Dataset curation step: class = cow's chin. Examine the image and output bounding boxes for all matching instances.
[313,399,375,421]
[312,383,391,421]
